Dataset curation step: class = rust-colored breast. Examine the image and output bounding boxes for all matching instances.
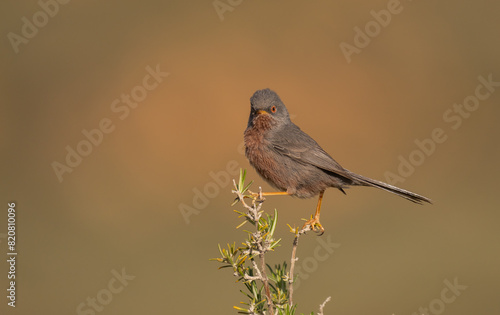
[244,115,287,191]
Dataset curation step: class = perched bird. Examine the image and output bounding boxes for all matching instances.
[244,88,431,233]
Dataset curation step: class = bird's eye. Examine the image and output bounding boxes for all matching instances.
[271,106,277,113]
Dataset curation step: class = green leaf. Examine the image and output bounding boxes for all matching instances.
[233,305,249,312]
[218,265,234,270]
[269,209,278,237]
[231,197,240,206]
[235,168,253,194]
[238,169,246,192]
[242,181,253,194]
[270,239,282,250]
[236,220,248,229]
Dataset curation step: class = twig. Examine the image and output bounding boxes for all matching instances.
[318,296,332,315]
[230,174,329,315]
[232,180,263,223]
[233,181,274,314]
[254,187,274,315]
[258,253,274,314]
[289,233,299,306]
[289,225,311,306]
[243,274,262,281]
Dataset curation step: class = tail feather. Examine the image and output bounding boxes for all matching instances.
[346,171,432,205]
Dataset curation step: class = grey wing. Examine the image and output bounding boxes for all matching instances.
[270,124,354,180]
[270,124,432,204]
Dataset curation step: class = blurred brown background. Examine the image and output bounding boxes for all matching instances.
[1,0,499,314]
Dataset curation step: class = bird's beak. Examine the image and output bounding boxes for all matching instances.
[256,109,269,116]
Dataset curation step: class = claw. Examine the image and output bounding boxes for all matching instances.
[300,190,326,235]
[248,190,265,201]
[302,215,325,235]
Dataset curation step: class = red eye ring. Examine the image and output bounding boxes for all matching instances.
[271,106,277,113]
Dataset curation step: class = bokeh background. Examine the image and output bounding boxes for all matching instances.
[1,0,499,314]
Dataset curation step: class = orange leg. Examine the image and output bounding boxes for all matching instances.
[248,191,291,199]
[261,192,291,196]
[302,190,325,234]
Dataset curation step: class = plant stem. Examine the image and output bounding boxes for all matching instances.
[259,253,274,314]
[318,296,332,315]
[289,233,300,306]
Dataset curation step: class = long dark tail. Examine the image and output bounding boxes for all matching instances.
[346,170,432,205]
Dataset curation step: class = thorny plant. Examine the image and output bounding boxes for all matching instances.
[212,169,331,315]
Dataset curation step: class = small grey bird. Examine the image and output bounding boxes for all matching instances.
[244,88,431,233]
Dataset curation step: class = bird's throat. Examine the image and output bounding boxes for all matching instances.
[251,114,275,132]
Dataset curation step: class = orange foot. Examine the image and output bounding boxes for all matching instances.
[302,215,325,235]
[247,190,265,201]
[248,190,291,201]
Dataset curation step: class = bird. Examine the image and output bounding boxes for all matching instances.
[244,88,431,234]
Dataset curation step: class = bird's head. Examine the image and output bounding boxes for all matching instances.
[248,88,290,128]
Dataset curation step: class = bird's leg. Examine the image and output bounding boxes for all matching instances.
[247,190,291,200]
[302,190,325,235]
[261,191,292,197]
